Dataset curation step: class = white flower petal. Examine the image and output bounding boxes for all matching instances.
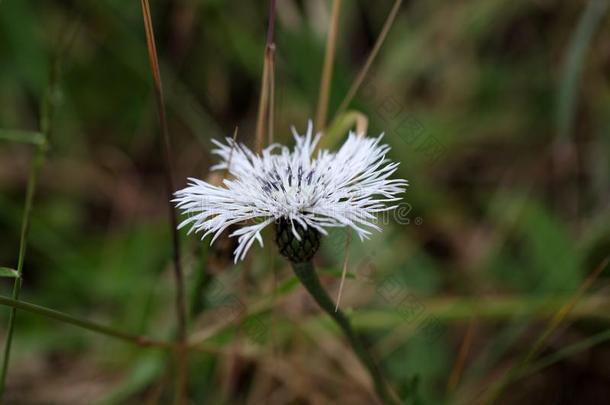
[174,120,409,261]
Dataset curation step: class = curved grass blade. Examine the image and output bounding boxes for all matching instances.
[0,130,45,145]
[0,268,19,279]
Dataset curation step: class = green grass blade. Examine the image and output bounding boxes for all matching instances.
[0,295,172,349]
[524,329,610,378]
[0,129,45,145]
[0,140,47,395]
[556,0,608,142]
[0,27,57,398]
[0,268,19,278]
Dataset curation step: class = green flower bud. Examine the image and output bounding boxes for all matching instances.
[275,218,320,263]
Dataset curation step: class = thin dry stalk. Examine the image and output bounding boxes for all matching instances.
[447,319,476,392]
[267,45,276,145]
[139,1,188,403]
[255,59,270,152]
[315,0,342,132]
[255,0,277,152]
[335,230,352,312]
[484,256,610,404]
[333,0,403,121]
[523,257,610,364]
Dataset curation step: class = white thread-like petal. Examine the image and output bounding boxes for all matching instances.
[173,120,409,261]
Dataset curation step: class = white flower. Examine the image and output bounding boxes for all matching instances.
[173,121,408,262]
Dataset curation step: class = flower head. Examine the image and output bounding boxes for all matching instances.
[173,121,408,262]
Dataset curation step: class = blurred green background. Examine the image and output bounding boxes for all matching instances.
[2,0,610,404]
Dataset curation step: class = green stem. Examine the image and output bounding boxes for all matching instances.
[0,97,51,395]
[0,50,57,392]
[291,261,398,405]
[0,295,173,349]
[189,243,210,318]
[1,23,82,392]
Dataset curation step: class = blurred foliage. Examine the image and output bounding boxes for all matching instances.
[1,0,610,404]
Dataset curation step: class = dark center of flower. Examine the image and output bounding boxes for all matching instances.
[275,217,320,263]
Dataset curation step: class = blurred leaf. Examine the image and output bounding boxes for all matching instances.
[0,0,48,94]
[99,351,165,405]
[489,196,583,293]
[519,203,583,293]
[275,276,300,296]
[321,110,369,150]
[384,333,449,403]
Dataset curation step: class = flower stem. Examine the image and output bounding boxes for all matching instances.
[291,261,398,405]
